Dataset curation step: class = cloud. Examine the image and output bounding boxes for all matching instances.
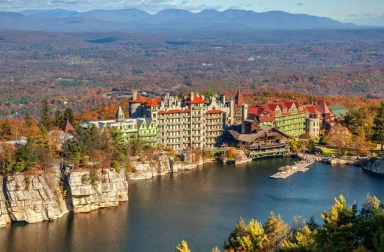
[297,3,304,7]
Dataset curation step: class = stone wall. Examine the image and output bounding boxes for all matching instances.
[67,169,128,213]
[3,173,68,224]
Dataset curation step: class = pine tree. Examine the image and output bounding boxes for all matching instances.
[54,110,64,129]
[281,226,318,251]
[319,195,357,251]
[263,212,290,251]
[39,100,51,131]
[372,101,384,150]
[225,217,248,250]
[63,108,74,125]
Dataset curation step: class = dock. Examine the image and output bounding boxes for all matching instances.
[270,160,315,179]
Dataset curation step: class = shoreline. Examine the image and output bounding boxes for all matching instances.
[1,153,381,228]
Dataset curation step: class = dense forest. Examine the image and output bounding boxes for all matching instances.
[0,31,383,118]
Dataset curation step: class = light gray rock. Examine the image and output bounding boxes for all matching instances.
[172,162,198,172]
[68,169,128,213]
[4,173,68,224]
[0,177,11,228]
[128,154,171,180]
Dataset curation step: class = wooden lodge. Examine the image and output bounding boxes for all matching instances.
[223,126,290,158]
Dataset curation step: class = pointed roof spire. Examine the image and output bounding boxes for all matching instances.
[115,106,125,122]
[235,88,244,106]
[317,100,331,114]
[64,119,76,135]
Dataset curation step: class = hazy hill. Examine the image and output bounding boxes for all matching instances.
[0,8,358,33]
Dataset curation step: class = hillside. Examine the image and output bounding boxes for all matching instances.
[0,9,358,33]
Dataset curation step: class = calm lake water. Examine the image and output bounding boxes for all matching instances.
[1,158,383,251]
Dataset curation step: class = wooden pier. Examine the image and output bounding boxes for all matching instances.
[270,160,315,179]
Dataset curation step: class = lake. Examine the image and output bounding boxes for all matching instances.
[1,157,383,251]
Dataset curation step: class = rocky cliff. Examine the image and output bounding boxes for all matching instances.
[0,177,11,228]
[128,154,171,180]
[67,169,128,213]
[3,173,68,224]
[363,158,384,175]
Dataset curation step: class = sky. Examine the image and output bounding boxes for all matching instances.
[0,0,383,25]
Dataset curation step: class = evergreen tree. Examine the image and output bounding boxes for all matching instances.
[319,195,357,251]
[263,212,290,250]
[54,110,64,129]
[372,101,384,150]
[39,100,51,131]
[63,108,74,125]
[357,195,384,250]
[225,217,248,250]
[281,226,318,251]
[176,240,191,252]
[246,219,266,250]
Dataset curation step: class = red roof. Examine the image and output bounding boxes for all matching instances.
[147,98,160,107]
[248,100,305,117]
[235,89,245,106]
[158,109,190,115]
[316,100,332,114]
[258,116,275,122]
[248,107,265,115]
[129,93,148,103]
[207,109,224,114]
[222,91,233,97]
[64,120,76,135]
[186,94,205,104]
[305,104,321,115]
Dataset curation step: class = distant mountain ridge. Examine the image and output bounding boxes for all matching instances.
[0,8,359,33]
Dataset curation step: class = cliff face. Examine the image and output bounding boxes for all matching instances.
[364,158,384,175]
[128,153,206,180]
[68,169,128,213]
[4,173,68,224]
[0,177,11,228]
[129,154,170,180]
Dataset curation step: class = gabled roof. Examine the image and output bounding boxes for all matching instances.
[222,91,234,97]
[227,126,290,143]
[329,105,349,118]
[129,93,148,103]
[64,120,76,136]
[186,94,205,104]
[248,107,265,115]
[316,100,332,114]
[115,106,125,120]
[248,100,305,118]
[304,104,322,115]
[147,98,161,107]
[235,89,245,106]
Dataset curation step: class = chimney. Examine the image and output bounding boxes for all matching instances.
[241,104,248,134]
[221,94,226,105]
[132,90,138,101]
[190,92,194,101]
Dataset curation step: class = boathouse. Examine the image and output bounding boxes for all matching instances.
[223,126,290,158]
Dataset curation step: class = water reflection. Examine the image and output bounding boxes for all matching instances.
[0,158,383,251]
